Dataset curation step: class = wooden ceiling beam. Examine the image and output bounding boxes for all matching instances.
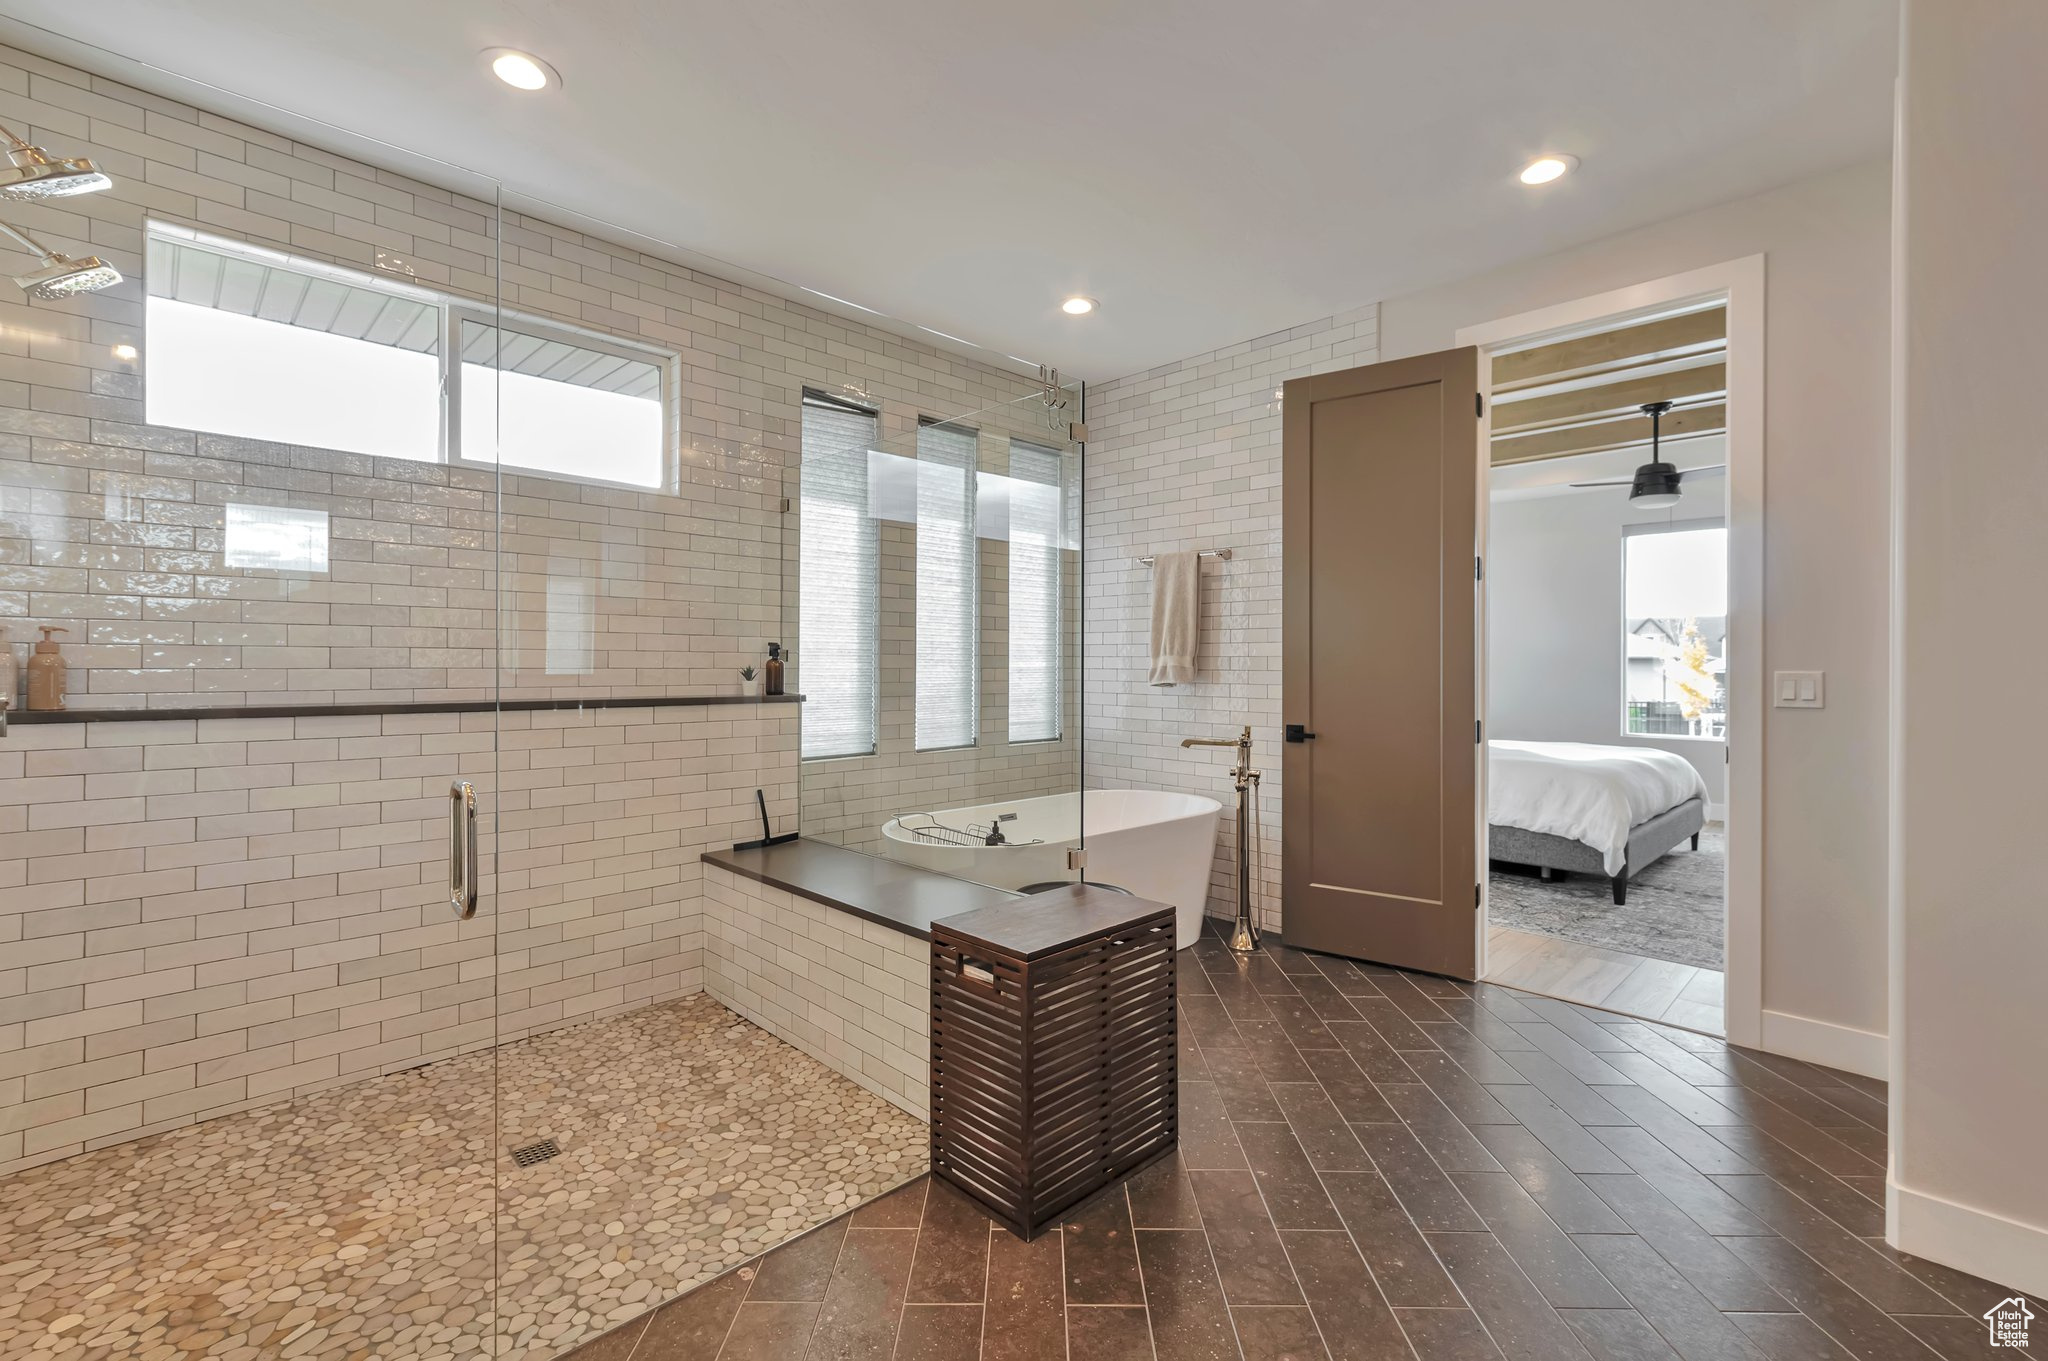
[1491,306,1728,390]
[1492,361,1726,434]
[1490,401,1727,466]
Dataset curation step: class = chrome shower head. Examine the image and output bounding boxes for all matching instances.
[14,252,121,299]
[0,123,112,200]
[0,221,122,299]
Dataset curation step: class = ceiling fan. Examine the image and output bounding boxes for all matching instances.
[1570,400,1725,508]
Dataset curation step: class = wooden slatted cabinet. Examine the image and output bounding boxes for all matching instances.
[929,884,1178,1239]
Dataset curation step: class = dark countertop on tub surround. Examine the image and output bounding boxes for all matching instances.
[702,837,1020,939]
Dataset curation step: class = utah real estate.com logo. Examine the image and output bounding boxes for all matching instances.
[1984,1296,2033,1348]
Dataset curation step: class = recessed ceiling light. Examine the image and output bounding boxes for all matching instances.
[1519,155,1577,186]
[1061,296,1097,316]
[485,49,557,92]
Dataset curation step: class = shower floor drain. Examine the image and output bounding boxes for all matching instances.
[510,1138,561,1167]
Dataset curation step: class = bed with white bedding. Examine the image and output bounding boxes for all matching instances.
[1486,740,1710,905]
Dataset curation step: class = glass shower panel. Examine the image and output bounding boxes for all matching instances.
[794,378,1084,895]
[0,103,506,1355]
[484,214,799,1356]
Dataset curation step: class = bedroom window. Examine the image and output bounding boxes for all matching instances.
[1623,521,1727,740]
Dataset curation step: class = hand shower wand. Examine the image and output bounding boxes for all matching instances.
[1180,725,1263,952]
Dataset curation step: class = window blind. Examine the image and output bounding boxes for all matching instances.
[800,395,880,759]
[1008,441,1064,743]
[916,419,980,751]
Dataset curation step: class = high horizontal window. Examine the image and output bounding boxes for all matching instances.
[1622,521,1727,740]
[457,321,665,486]
[141,224,671,488]
[800,393,881,760]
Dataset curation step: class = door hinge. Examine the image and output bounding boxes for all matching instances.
[1475,555,1483,582]
[780,496,791,514]
[1475,883,1482,908]
[1476,393,1485,418]
[1476,720,1483,744]
[1067,846,1088,871]
[1069,420,1089,443]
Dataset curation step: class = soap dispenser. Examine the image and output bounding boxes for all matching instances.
[26,625,66,711]
[764,643,785,697]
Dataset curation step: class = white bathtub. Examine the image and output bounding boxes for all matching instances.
[880,789,1224,948]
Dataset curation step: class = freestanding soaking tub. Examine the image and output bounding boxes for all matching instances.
[881,788,1224,948]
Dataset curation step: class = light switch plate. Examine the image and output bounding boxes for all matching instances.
[1774,670,1825,708]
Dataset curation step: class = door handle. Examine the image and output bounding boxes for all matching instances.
[449,779,479,920]
[1285,724,1316,743]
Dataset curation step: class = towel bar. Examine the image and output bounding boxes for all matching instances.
[1136,548,1232,565]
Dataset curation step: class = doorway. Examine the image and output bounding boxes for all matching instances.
[1458,260,1764,1042]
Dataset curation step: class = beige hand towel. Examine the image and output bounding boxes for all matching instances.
[1148,551,1201,686]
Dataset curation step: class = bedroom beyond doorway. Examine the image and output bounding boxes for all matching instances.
[1474,291,1737,1035]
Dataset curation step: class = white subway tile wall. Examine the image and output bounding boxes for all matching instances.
[704,865,929,1119]
[1081,306,1379,933]
[0,39,1058,709]
[0,704,798,1174]
[0,39,1061,1171]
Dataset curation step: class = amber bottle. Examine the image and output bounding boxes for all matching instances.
[26,625,66,711]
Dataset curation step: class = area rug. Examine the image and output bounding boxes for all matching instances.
[1489,824,1725,970]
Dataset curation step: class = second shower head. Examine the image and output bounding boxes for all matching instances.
[0,221,121,299]
[14,251,121,299]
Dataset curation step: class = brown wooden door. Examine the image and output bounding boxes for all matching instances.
[1281,349,1481,979]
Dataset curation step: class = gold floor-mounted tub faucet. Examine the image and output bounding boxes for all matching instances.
[1180,725,1262,952]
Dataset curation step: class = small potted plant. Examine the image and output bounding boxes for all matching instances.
[737,663,758,697]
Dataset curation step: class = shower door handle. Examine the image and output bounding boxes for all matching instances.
[1285,724,1316,743]
[449,779,479,920]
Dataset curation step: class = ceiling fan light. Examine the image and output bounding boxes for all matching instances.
[1629,461,1684,508]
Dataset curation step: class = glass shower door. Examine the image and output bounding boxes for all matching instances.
[254,174,509,1359]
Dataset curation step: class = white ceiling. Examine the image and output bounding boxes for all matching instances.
[0,1,1897,381]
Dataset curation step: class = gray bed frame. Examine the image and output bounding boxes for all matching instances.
[1488,796,1706,906]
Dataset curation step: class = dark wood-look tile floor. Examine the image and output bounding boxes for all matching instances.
[565,921,2033,1361]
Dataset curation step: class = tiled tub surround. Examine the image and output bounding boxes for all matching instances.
[0,35,1065,715]
[1082,306,1380,935]
[0,702,798,1175]
[0,992,928,1361]
[703,862,936,1120]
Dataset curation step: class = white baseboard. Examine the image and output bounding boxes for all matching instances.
[1890,1179,2048,1300]
[1759,1009,1888,1080]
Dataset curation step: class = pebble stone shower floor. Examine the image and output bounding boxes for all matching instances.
[0,994,927,1360]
